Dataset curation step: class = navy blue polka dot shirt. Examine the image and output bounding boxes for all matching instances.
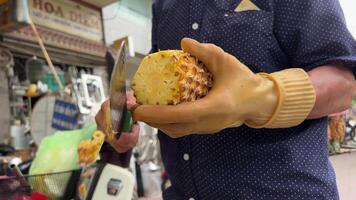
[151,0,356,199]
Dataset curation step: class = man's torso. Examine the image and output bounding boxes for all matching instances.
[153,0,339,199]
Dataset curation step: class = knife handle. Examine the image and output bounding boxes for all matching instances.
[122,111,133,133]
[115,111,133,168]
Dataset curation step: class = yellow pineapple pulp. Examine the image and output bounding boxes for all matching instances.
[78,131,105,164]
[131,50,213,105]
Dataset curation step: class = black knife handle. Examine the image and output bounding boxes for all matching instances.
[100,143,132,168]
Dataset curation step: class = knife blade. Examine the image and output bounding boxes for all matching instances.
[108,42,132,139]
[101,42,133,168]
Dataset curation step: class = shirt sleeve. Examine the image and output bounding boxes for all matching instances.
[273,0,356,74]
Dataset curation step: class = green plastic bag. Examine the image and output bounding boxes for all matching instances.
[30,122,97,175]
[28,123,97,199]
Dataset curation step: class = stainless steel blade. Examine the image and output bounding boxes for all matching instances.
[109,42,127,136]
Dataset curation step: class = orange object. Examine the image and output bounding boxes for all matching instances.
[26,84,38,97]
[328,116,345,143]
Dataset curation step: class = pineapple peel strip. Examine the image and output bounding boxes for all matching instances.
[105,108,115,141]
[78,131,105,165]
[78,106,116,165]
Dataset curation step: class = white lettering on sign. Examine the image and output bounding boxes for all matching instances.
[27,0,103,43]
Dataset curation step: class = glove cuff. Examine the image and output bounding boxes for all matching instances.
[245,68,316,128]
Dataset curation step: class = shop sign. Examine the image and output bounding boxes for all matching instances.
[52,99,79,130]
[0,0,103,43]
[28,0,103,42]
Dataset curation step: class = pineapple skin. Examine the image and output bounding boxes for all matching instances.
[132,50,213,105]
[78,131,105,164]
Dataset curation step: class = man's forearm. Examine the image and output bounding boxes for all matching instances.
[307,64,356,119]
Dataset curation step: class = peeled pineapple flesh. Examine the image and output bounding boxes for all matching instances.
[131,50,213,105]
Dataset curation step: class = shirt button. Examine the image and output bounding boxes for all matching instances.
[189,198,195,200]
[183,153,190,161]
[192,22,199,30]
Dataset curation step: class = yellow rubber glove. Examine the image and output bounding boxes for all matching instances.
[133,38,315,137]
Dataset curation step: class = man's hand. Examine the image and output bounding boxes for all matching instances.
[132,38,279,138]
[308,64,356,119]
[95,91,139,153]
[133,38,317,138]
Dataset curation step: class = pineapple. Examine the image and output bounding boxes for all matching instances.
[132,50,213,105]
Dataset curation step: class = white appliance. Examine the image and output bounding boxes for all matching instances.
[77,163,134,200]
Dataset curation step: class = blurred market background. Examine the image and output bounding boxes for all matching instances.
[0,0,355,199]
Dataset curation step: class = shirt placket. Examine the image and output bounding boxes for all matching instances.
[188,0,204,41]
[178,136,200,200]
[180,2,206,200]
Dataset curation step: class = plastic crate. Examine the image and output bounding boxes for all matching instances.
[0,169,81,200]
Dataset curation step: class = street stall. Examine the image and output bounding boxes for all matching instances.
[0,0,138,199]
[0,0,110,140]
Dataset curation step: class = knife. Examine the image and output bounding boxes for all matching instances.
[109,42,133,138]
[101,42,133,168]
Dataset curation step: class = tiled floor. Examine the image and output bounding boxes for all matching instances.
[330,152,356,200]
